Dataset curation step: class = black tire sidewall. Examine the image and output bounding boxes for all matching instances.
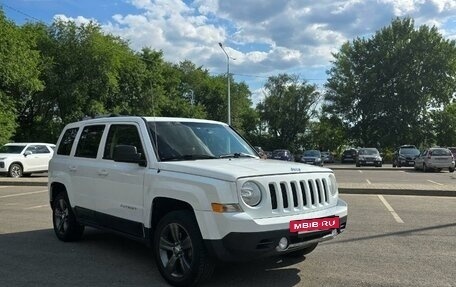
[52,192,84,242]
[153,210,211,287]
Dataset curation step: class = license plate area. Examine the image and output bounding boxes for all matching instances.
[290,216,340,233]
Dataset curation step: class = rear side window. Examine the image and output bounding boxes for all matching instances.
[103,124,145,160]
[75,125,105,158]
[57,128,79,156]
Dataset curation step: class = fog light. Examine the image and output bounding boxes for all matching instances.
[277,237,289,251]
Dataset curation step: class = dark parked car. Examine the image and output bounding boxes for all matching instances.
[300,150,323,166]
[271,149,294,161]
[341,148,357,163]
[356,148,382,167]
[447,147,456,158]
[392,145,420,167]
[321,151,334,163]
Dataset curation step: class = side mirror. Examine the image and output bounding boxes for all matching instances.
[24,151,32,157]
[113,145,147,167]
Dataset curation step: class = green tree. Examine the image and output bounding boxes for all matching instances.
[0,9,43,144]
[258,74,320,151]
[432,103,456,147]
[325,17,456,149]
[307,115,348,152]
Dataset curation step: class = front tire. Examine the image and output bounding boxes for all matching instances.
[450,167,455,173]
[154,210,214,287]
[8,163,23,178]
[284,243,318,258]
[52,192,84,242]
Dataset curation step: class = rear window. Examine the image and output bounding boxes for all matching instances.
[431,149,451,156]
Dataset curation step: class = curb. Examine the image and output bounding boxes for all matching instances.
[339,188,456,197]
[2,180,456,197]
[0,181,47,187]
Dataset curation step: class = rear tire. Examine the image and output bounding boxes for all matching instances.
[450,167,455,173]
[153,210,214,287]
[52,192,84,242]
[284,243,318,258]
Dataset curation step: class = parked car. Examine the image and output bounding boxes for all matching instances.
[0,143,55,178]
[271,149,294,161]
[48,116,348,286]
[321,151,335,163]
[341,148,358,163]
[300,150,323,166]
[447,147,456,158]
[254,146,267,159]
[356,148,382,167]
[392,145,420,167]
[414,147,455,172]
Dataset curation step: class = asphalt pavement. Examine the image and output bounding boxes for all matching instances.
[1,164,456,196]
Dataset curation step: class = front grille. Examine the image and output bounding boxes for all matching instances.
[268,178,330,211]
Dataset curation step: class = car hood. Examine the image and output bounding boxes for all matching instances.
[0,153,21,159]
[158,158,332,181]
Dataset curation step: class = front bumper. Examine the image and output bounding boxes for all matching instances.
[204,216,347,261]
[398,158,415,166]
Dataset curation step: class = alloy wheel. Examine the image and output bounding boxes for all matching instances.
[54,198,69,235]
[158,223,194,279]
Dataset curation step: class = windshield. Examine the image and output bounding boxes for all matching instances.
[358,149,379,155]
[0,145,25,154]
[303,150,320,157]
[147,121,257,161]
[400,148,420,156]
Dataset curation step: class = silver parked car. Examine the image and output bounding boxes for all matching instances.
[414,147,455,172]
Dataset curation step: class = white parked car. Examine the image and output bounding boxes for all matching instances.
[48,116,348,286]
[0,143,56,178]
[414,147,455,172]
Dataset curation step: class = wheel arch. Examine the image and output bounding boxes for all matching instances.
[49,182,67,205]
[150,197,195,235]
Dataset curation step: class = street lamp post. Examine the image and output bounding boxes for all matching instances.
[218,42,233,125]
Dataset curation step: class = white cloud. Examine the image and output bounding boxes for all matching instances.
[53,0,456,105]
[53,14,96,26]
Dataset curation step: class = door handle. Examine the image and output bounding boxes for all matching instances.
[97,169,109,176]
[69,165,77,172]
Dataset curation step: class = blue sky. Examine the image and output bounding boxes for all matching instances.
[2,0,456,105]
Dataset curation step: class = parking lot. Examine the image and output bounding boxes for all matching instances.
[0,184,455,286]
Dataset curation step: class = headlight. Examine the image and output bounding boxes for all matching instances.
[327,174,338,196]
[241,181,262,207]
[315,158,321,162]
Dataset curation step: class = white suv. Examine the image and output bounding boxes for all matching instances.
[0,143,55,178]
[48,116,348,287]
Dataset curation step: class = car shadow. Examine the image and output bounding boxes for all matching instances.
[0,228,303,287]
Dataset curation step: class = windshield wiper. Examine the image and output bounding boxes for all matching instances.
[219,152,256,159]
[161,154,217,161]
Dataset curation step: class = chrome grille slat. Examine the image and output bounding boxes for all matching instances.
[268,177,330,212]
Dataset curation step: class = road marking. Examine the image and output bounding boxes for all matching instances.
[25,205,48,210]
[378,195,404,223]
[0,186,11,189]
[358,170,363,173]
[427,180,444,186]
[366,179,372,184]
[0,190,47,199]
